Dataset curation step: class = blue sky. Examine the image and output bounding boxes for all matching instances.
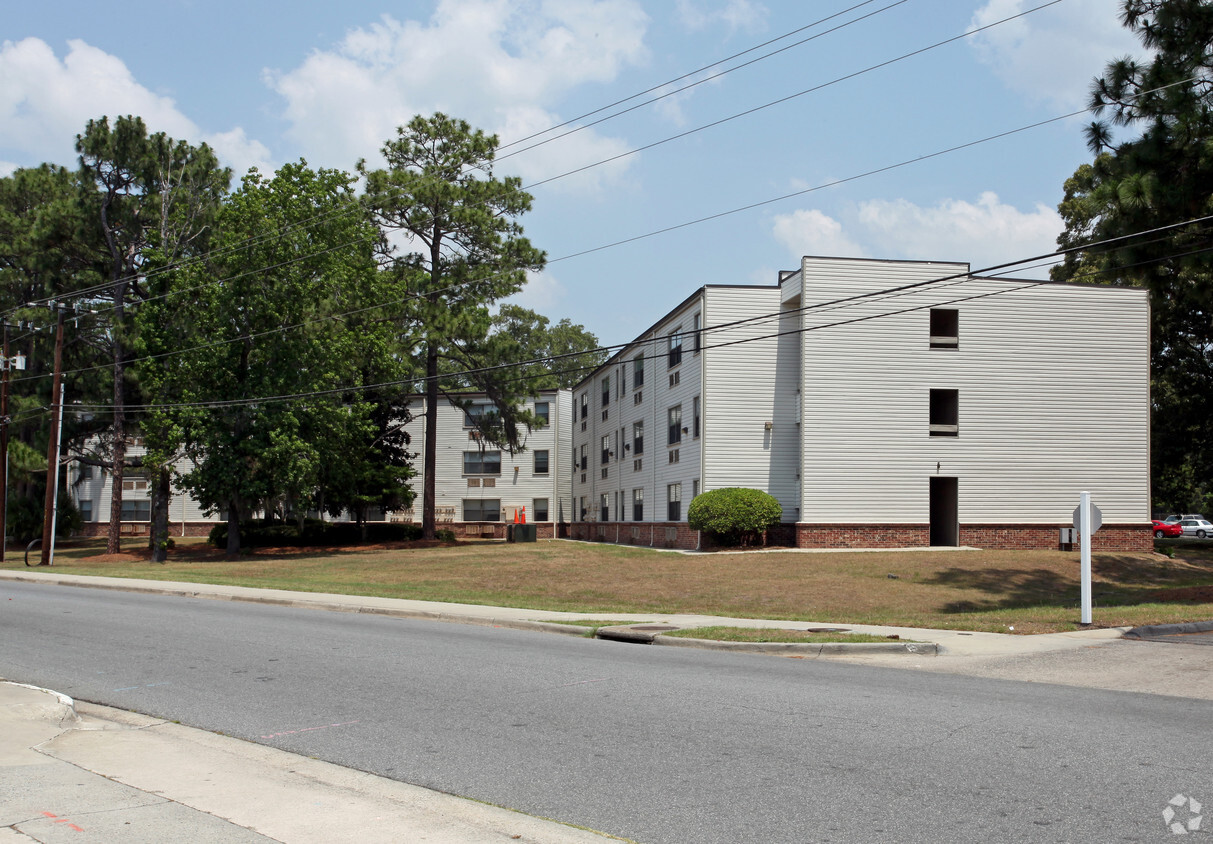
[1,0,1142,345]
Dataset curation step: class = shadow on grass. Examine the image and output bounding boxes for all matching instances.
[925,557,1213,614]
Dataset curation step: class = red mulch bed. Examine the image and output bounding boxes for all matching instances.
[81,539,460,563]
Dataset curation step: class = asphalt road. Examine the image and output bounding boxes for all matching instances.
[2,580,1210,843]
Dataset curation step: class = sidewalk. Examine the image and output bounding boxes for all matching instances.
[0,681,623,843]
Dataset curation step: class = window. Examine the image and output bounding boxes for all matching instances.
[579,496,587,521]
[633,354,644,387]
[580,444,587,471]
[580,393,588,420]
[463,450,502,474]
[633,488,644,521]
[634,458,642,472]
[667,483,682,522]
[78,465,93,481]
[533,449,549,474]
[693,396,700,438]
[669,370,680,388]
[464,404,498,428]
[929,389,959,436]
[600,493,610,523]
[930,309,959,348]
[668,329,683,368]
[463,498,500,521]
[120,500,151,521]
[601,435,611,465]
[634,391,642,405]
[668,405,682,445]
[693,313,701,354]
[80,499,93,522]
[533,498,549,521]
[601,375,610,407]
[633,420,644,456]
[669,449,679,464]
[534,401,549,425]
[693,479,699,499]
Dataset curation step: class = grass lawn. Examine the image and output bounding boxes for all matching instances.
[6,536,1213,634]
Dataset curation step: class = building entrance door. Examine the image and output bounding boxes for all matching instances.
[929,477,958,547]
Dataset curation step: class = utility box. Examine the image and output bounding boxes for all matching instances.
[510,524,537,543]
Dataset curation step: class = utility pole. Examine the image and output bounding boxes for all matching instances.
[39,304,66,566]
[1,322,9,562]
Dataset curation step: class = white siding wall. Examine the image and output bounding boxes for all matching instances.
[701,286,801,520]
[798,257,1150,524]
[571,297,705,523]
[70,444,219,528]
[408,390,569,523]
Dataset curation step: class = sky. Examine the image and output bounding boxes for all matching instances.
[1,0,1144,347]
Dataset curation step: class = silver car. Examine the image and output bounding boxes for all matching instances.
[1179,518,1213,538]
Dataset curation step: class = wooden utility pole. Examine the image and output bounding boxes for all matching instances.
[39,305,66,566]
[1,322,9,562]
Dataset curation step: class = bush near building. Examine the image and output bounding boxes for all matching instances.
[687,488,782,547]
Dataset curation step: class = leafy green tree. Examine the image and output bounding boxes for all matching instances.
[360,114,546,539]
[0,164,109,536]
[75,116,230,553]
[485,305,606,390]
[1051,0,1213,512]
[136,161,401,555]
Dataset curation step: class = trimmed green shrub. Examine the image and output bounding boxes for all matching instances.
[435,528,456,542]
[207,519,423,549]
[687,487,782,547]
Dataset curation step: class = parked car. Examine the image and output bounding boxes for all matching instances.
[1152,520,1183,538]
[1163,514,1206,524]
[1179,518,1213,538]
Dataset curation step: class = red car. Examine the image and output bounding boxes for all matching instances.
[1152,520,1183,538]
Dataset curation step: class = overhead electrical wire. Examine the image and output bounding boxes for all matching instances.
[51,220,1207,416]
[6,4,903,317]
[9,0,1052,319]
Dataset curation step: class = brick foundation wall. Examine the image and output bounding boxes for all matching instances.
[566,522,1154,552]
[457,522,557,540]
[76,522,216,539]
[960,523,1152,552]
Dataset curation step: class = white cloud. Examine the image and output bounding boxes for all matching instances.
[506,269,566,311]
[969,0,1144,110]
[675,0,768,34]
[772,208,866,258]
[772,193,1063,274]
[0,37,272,177]
[854,192,1062,271]
[268,0,649,191]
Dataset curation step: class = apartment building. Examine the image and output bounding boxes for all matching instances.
[70,390,572,539]
[570,256,1151,551]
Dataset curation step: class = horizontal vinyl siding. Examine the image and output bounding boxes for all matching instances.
[409,392,567,522]
[799,258,1149,524]
[571,298,703,522]
[702,286,799,519]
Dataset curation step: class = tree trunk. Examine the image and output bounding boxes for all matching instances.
[422,340,439,540]
[106,278,128,555]
[226,502,241,557]
[149,465,171,563]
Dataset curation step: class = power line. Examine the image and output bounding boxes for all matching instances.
[494,0,910,164]
[6,0,1050,319]
[52,225,1199,416]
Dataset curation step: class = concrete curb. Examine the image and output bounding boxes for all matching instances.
[594,624,938,655]
[1124,620,1213,639]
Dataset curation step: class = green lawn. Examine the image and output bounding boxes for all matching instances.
[7,536,1213,634]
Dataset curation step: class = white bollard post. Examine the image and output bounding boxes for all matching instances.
[1079,490,1092,625]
